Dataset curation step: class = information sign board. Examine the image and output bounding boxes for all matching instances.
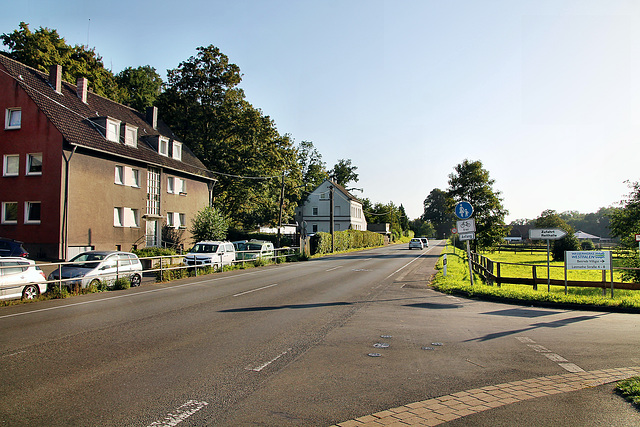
[566,251,611,270]
[456,219,476,234]
[454,201,473,220]
[459,232,475,241]
[529,228,567,240]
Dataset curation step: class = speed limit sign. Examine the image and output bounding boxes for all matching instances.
[452,228,458,234]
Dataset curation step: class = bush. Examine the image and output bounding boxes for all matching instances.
[310,230,383,255]
[580,240,595,251]
[112,277,131,290]
[133,247,177,258]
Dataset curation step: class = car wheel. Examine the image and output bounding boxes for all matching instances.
[22,284,39,300]
[90,279,101,288]
[130,274,141,287]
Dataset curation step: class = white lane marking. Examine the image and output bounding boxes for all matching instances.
[385,252,426,279]
[233,283,278,297]
[545,353,569,362]
[326,266,342,272]
[559,363,585,373]
[248,348,292,372]
[527,344,551,353]
[517,336,585,373]
[2,351,25,358]
[148,400,208,427]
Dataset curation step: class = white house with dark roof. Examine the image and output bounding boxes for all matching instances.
[295,179,367,236]
[0,55,216,260]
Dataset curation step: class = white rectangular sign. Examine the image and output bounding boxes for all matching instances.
[529,228,567,240]
[459,232,475,241]
[565,251,611,270]
[456,219,476,234]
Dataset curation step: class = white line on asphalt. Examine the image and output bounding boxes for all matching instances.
[248,348,292,372]
[385,251,427,279]
[1,351,25,358]
[558,363,585,373]
[147,400,209,427]
[233,283,278,297]
[517,336,586,373]
[326,266,342,272]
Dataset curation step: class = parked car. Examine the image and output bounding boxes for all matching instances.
[236,240,275,261]
[0,257,47,300]
[183,241,236,270]
[48,251,142,289]
[420,237,429,247]
[0,238,29,258]
[409,238,424,250]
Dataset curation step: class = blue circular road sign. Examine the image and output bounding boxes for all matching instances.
[454,201,473,219]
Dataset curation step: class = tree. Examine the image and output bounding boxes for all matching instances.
[297,140,327,191]
[422,188,454,239]
[116,65,163,112]
[1,22,123,102]
[409,218,435,238]
[609,181,640,281]
[189,206,228,242]
[329,159,359,187]
[447,160,508,250]
[157,45,301,229]
[534,210,579,261]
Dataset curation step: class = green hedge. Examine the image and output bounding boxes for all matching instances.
[311,230,383,255]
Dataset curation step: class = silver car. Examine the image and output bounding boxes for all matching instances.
[48,251,142,289]
[0,257,47,300]
[409,238,424,250]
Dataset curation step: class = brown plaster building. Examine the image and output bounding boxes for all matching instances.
[0,55,216,260]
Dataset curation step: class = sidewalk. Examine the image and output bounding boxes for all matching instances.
[331,367,640,426]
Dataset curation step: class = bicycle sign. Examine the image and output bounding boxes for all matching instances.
[456,219,476,234]
[454,201,473,220]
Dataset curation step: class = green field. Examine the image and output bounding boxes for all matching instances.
[433,245,640,310]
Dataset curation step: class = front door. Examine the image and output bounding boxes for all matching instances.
[146,220,159,247]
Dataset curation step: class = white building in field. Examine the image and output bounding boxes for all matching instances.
[295,179,367,236]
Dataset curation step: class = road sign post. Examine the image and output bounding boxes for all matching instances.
[529,228,568,292]
[454,202,475,286]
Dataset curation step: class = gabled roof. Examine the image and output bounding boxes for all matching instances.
[0,54,215,181]
[326,179,361,202]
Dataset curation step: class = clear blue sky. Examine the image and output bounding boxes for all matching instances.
[3,0,639,221]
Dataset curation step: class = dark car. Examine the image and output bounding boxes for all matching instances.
[0,238,29,258]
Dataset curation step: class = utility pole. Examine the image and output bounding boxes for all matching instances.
[277,173,285,247]
[329,185,335,252]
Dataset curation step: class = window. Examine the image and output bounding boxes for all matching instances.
[179,213,186,228]
[312,224,318,233]
[125,208,139,228]
[2,202,18,224]
[177,178,186,194]
[131,168,140,187]
[114,207,123,227]
[106,119,120,142]
[159,138,169,156]
[167,177,174,193]
[26,153,42,175]
[3,155,19,176]
[115,166,124,185]
[172,141,182,161]
[24,202,41,224]
[124,125,138,147]
[167,212,174,228]
[312,206,318,216]
[5,108,21,129]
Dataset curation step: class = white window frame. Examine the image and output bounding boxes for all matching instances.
[159,137,169,156]
[167,176,175,193]
[178,213,186,229]
[124,125,138,147]
[177,178,186,195]
[167,212,174,228]
[131,168,140,188]
[5,108,21,130]
[312,206,318,216]
[114,207,124,227]
[106,119,120,142]
[172,141,182,161]
[3,154,19,177]
[115,166,124,185]
[24,201,41,224]
[26,153,42,176]
[1,202,18,224]
[124,208,139,228]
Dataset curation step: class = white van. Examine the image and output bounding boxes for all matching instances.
[183,241,236,271]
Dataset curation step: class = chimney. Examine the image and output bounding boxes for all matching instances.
[49,65,62,93]
[76,77,88,103]
[146,106,158,130]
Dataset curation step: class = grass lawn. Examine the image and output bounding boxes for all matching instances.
[433,244,640,310]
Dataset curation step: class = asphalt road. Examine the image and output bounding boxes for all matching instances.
[1,240,639,426]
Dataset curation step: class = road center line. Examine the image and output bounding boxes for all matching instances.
[326,266,342,272]
[233,283,278,297]
[248,348,292,372]
[385,252,426,279]
[147,400,208,427]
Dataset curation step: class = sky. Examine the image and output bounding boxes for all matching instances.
[3,0,640,222]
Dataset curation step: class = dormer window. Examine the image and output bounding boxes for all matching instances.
[159,137,169,156]
[5,108,21,129]
[123,124,138,148]
[172,141,182,161]
[106,119,121,142]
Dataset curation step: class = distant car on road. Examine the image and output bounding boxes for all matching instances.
[183,241,236,270]
[48,251,142,289]
[0,257,47,300]
[0,238,29,258]
[420,237,429,247]
[409,238,424,250]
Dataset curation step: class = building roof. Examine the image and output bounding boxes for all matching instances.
[0,54,215,181]
[324,179,362,203]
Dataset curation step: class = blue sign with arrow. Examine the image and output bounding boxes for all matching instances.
[454,201,473,220]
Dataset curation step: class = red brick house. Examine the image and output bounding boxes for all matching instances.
[0,55,216,260]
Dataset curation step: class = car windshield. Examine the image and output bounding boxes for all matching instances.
[191,244,219,253]
[235,243,248,251]
[246,244,263,251]
[69,253,107,269]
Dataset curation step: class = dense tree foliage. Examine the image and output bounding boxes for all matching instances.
[115,65,162,112]
[189,206,229,242]
[447,159,508,250]
[609,181,640,281]
[422,188,454,239]
[329,159,359,187]
[156,45,301,229]
[297,140,327,192]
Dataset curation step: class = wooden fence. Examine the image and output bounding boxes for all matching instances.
[468,252,640,291]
